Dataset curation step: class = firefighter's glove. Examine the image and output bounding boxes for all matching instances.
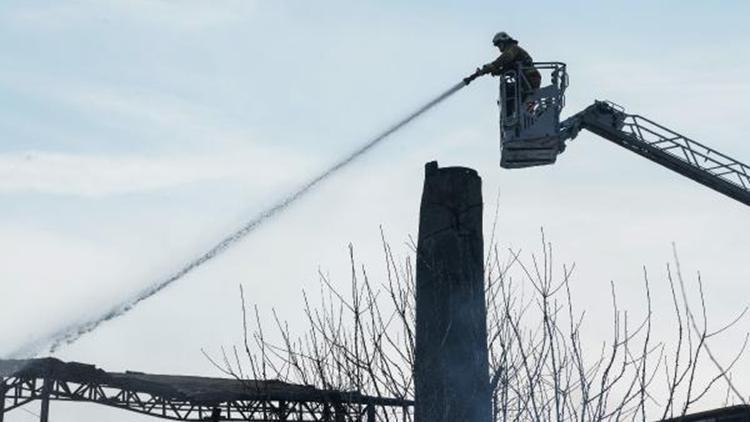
[463,67,482,85]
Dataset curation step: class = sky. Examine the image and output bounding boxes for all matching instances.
[1,0,749,420]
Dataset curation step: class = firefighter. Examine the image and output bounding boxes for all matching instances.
[464,32,541,118]
[480,32,541,91]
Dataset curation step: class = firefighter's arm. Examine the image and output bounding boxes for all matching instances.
[481,49,517,76]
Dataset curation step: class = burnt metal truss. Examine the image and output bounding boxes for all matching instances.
[562,101,750,207]
[659,404,750,421]
[0,359,413,422]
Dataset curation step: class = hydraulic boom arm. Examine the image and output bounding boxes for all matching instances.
[560,101,750,207]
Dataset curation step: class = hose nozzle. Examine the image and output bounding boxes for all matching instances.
[463,67,484,85]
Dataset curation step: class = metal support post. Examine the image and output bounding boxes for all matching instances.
[278,400,287,421]
[323,402,332,422]
[334,402,345,422]
[366,404,375,422]
[0,383,6,422]
[39,378,51,422]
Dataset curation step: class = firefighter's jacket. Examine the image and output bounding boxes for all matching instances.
[484,43,541,89]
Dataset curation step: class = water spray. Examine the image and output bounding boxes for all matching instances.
[10,79,472,358]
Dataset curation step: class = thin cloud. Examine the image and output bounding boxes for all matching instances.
[0,149,313,197]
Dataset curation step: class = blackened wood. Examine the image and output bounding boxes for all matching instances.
[414,161,491,422]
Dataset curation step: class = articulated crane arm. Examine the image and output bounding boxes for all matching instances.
[493,62,749,207]
[559,101,750,207]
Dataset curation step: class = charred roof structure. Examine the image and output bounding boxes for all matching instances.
[660,405,750,422]
[0,358,412,421]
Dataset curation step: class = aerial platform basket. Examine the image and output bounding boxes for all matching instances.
[499,62,569,169]
[491,60,750,207]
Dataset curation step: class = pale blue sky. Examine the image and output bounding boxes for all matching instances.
[1,1,749,420]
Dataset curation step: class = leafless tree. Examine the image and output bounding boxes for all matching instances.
[207,228,748,421]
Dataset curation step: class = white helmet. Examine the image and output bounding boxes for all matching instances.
[492,31,515,46]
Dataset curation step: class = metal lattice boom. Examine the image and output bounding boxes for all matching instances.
[562,101,750,207]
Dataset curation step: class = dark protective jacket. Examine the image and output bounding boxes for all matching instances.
[483,43,541,90]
